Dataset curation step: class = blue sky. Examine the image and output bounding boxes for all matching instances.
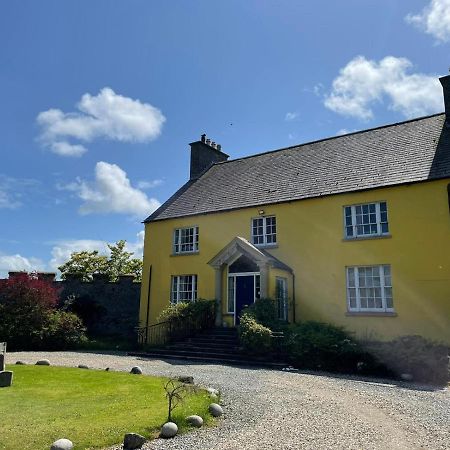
[1,0,449,276]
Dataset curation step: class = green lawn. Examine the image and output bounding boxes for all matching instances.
[0,365,214,450]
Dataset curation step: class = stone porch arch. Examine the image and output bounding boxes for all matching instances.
[208,236,292,326]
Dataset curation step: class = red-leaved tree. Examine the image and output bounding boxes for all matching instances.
[0,273,86,350]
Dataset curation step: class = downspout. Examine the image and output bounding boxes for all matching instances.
[145,265,152,342]
[292,272,296,323]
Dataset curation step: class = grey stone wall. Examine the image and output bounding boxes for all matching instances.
[7,272,140,340]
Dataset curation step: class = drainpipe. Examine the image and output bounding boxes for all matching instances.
[145,265,152,341]
[292,272,296,323]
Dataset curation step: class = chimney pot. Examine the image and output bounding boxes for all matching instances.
[189,135,229,180]
[217,144,222,151]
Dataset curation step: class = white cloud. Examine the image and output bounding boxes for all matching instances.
[60,161,160,217]
[0,175,40,209]
[406,0,450,43]
[49,239,109,271]
[285,112,299,121]
[48,232,145,271]
[37,87,166,157]
[137,179,163,189]
[324,56,442,120]
[0,253,45,277]
[336,128,358,136]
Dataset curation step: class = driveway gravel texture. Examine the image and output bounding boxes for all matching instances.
[7,351,450,450]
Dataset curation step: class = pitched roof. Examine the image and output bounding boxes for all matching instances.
[146,113,450,222]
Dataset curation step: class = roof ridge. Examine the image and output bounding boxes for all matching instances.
[213,112,445,166]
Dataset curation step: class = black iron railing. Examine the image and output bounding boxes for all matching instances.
[136,304,215,347]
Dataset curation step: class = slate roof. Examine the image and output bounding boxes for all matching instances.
[146,113,450,222]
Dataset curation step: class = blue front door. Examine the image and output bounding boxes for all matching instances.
[235,275,255,324]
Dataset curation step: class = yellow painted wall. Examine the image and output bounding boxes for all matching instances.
[140,179,450,344]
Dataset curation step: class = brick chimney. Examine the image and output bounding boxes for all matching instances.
[439,74,450,122]
[189,134,229,180]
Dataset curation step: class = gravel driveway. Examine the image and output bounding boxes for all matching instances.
[7,351,450,450]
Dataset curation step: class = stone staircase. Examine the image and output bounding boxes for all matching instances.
[129,327,286,367]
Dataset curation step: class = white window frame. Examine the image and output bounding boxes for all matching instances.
[346,265,393,313]
[173,226,199,254]
[171,275,197,304]
[251,216,277,246]
[275,277,288,321]
[343,202,389,239]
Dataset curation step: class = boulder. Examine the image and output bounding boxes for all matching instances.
[36,359,50,366]
[177,376,194,384]
[123,432,146,449]
[130,366,143,375]
[50,438,73,450]
[186,415,203,427]
[0,371,13,388]
[209,403,223,417]
[15,361,27,365]
[160,422,178,438]
[78,364,89,369]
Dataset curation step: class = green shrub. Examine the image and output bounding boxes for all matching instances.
[157,299,215,326]
[242,298,279,329]
[42,311,87,350]
[285,321,380,374]
[239,313,272,355]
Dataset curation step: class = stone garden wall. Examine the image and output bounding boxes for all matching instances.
[6,272,140,340]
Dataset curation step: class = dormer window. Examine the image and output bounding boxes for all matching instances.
[173,226,199,254]
[252,216,276,246]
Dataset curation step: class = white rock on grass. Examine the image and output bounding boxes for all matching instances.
[123,432,146,449]
[209,403,223,417]
[186,415,203,427]
[207,387,219,398]
[130,366,143,375]
[36,359,50,366]
[50,438,73,450]
[160,422,178,438]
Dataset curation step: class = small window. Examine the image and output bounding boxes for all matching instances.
[173,226,199,254]
[252,216,277,246]
[171,275,197,303]
[344,202,389,239]
[275,277,288,320]
[346,265,393,312]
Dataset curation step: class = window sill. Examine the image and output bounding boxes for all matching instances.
[342,234,392,242]
[346,311,397,317]
[170,251,199,257]
[253,243,279,249]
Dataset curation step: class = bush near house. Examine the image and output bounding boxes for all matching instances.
[284,321,383,374]
[0,273,87,350]
[157,299,215,324]
[239,314,272,355]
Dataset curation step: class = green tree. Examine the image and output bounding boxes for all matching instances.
[58,240,142,282]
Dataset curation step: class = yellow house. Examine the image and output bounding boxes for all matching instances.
[140,75,450,346]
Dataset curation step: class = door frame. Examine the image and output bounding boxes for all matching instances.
[227,271,260,326]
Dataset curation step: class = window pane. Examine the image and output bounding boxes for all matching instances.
[347,268,355,287]
[227,277,235,313]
